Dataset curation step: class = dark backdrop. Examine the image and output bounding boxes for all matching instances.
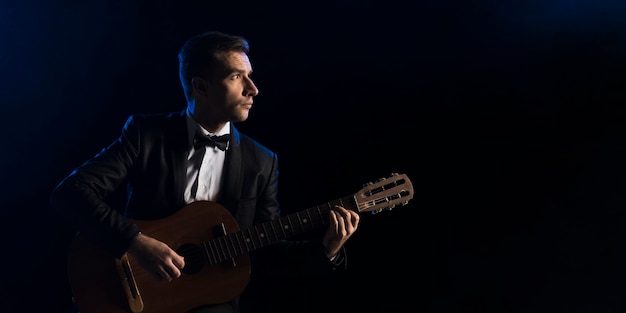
[3,0,626,312]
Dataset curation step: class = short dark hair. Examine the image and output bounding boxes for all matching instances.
[178,31,250,100]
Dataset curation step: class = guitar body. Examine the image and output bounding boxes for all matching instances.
[67,201,250,313]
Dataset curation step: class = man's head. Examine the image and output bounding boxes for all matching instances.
[178,31,259,132]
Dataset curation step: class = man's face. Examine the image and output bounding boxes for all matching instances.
[206,51,259,123]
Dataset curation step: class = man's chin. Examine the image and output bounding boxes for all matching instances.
[234,112,249,122]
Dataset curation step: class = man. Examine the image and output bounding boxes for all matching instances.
[51,31,360,313]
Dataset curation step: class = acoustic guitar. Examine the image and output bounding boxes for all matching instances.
[67,173,414,313]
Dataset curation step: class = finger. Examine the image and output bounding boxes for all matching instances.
[333,205,348,215]
[331,209,345,229]
[167,261,182,279]
[173,254,186,271]
[348,211,360,227]
[155,265,170,282]
[332,206,350,222]
[334,206,356,223]
[329,210,340,230]
[333,207,359,233]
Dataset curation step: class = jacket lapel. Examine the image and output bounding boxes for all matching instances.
[165,110,189,209]
[219,124,243,214]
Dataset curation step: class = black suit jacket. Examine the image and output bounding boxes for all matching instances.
[51,110,344,276]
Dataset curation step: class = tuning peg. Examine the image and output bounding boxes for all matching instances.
[371,208,384,215]
[371,206,395,215]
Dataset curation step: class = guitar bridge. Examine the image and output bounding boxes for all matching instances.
[116,254,145,312]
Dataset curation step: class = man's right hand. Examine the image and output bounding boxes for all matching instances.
[127,233,186,282]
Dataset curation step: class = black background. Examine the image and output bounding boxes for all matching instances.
[3,0,626,312]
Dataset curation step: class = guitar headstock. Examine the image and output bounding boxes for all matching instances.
[354,173,414,214]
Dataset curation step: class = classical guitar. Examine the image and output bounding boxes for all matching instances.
[67,173,414,313]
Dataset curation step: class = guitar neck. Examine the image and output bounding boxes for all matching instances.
[201,172,413,266]
[205,195,357,265]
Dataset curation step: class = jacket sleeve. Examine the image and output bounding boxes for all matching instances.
[50,115,142,258]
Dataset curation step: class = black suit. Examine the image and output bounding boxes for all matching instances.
[51,110,345,312]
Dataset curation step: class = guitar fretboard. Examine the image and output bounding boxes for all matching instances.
[204,195,357,265]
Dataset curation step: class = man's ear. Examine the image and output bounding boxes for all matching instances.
[191,77,208,95]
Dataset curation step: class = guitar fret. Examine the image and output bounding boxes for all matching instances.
[216,239,224,263]
[315,205,323,227]
[270,218,277,239]
[213,239,221,263]
[244,228,257,251]
[234,232,246,254]
[314,205,326,227]
[225,234,235,259]
[222,235,233,261]
[342,196,356,212]
[209,238,218,263]
[296,212,310,233]
[306,208,316,228]
[270,219,278,240]
[281,215,292,238]
[217,236,227,262]
[211,238,220,263]
[294,211,305,233]
[270,220,279,242]
[201,241,213,265]
[224,234,233,258]
[325,202,333,225]
[205,240,216,264]
[292,212,301,233]
[290,215,298,236]
[258,224,268,247]
[304,209,313,232]
[209,240,217,264]
[232,234,241,257]
[268,219,280,242]
[326,201,334,223]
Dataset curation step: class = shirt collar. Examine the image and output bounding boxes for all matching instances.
[185,109,231,148]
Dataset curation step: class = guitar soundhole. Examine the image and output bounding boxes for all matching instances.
[177,243,204,275]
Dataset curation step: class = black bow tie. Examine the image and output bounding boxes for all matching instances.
[194,133,230,151]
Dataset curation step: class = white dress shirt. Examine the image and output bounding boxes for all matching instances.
[183,111,229,204]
